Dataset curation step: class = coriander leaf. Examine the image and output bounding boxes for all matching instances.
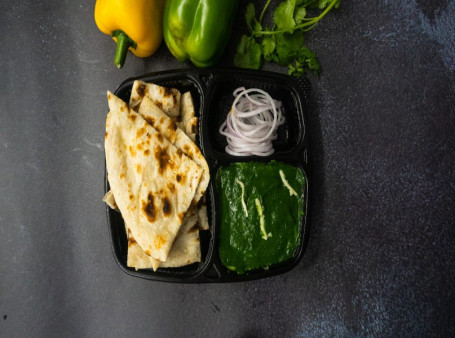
[298,46,321,75]
[315,0,342,10]
[236,34,248,55]
[245,3,256,32]
[234,35,263,69]
[274,30,305,66]
[234,0,341,76]
[253,20,263,34]
[315,0,329,9]
[262,35,276,61]
[294,6,307,24]
[246,2,262,35]
[273,0,297,32]
[288,63,296,75]
[288,60,304,76]
[286,46,321,76]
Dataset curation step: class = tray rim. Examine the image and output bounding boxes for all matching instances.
[104,67,313,283]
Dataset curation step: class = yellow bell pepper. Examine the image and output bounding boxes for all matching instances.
[94,0,165,69]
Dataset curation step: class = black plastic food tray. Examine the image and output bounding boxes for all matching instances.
[105,68,312,283]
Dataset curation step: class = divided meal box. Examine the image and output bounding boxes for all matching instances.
[105,68,312,283]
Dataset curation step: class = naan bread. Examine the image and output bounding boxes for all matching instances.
[177,91,198,142]
[104,82,211,270]
[103,190,118,211]
[129,80,181,117]
[137,96,178,143]
[124,95,210,270]
[129,80,209,231]
[104,91,208,269]
[127,208,201,270]
[105,92,203,262]
[160,209,201,268]
[138,96,210,206]
[196,200,209,231]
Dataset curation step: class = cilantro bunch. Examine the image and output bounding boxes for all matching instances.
[234,0,341,76]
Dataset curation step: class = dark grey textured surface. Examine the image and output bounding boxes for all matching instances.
[1,0,454,336]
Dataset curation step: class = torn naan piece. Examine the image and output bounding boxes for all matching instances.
[105,92,203,262]
[137,97,179,143]
[137,94,209,231]
[127,208,201,270]
[129,80,181,118]
[103,190,118,211]
[104,92,209,269]
[122,96,210,270]
[104,82,209,270]
[138,95,210,207]
[196,199,209,231]
[129,80,196,141]
[161,209,201,268]
[177,91,198,142]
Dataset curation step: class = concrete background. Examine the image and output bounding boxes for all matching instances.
[1,0,454,336]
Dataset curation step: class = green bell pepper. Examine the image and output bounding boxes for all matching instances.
[163,0,239,67]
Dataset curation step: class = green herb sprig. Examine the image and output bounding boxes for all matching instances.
[234,0,341,76]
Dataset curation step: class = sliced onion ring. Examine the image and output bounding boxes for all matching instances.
[219,87,285,156]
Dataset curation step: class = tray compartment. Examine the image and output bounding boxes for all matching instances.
[206,158,310,283]
[107,72,215,282]
[200,72,307,160]
[105,69,312,283]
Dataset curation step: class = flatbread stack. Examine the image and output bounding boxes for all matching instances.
[104,81,210,271]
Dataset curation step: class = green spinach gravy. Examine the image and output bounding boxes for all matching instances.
[216,161,306,274]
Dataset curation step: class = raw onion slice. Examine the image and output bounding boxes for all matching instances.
[219,87,285,156]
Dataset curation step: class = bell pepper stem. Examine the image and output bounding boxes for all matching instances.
[112,30,137,69]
